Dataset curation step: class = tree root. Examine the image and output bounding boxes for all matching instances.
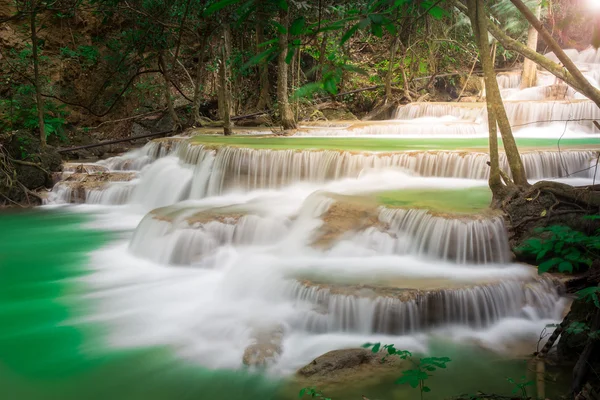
[11,159,50,175]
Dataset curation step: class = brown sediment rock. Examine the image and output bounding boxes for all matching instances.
[311,195,382,249]
[242,326,284,368]
[294,348,407,389]
[54,171,136,203]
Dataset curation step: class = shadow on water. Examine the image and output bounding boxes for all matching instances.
[0,209,570,400]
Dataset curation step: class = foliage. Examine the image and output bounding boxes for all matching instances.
[298,387,332,400]
[0,86,67,140]
[516,224,600,274]
[506,376,534,399]
[60,45,100,67]
[577,286,600,309]
[363,343,451,399]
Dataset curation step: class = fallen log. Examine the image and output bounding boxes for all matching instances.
[56,129,173,153]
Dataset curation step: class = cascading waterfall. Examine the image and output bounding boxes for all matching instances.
[48,143,597,205]
[287,277,562,335]
[129,212,290,265]
[395,100,600,132]
[39,48,600,378]
[376,208,510,264]
[98,138,184,171]
[394,103,486,122]
[295,119,481,136]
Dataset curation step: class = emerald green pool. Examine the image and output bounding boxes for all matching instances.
[0,210,570,400]
[0,210,279,400]
[191,135,600,152]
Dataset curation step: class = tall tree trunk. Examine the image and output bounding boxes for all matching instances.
[277,7,297,130]
[158,50,181,131]
[467,0,528,188]
[30,7,46,146]
[520,3,541,89]
[385,37,399,102]
[317,33,327,81]
[220,24,232,136]
[193,31,209,126]
[256,8,271,110]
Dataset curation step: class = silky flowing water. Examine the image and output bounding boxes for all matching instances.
[3,47,600,399]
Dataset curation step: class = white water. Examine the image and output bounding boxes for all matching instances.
[44,48,600,377]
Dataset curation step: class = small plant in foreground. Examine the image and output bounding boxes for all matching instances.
[506,376,533,399]
[298,387,331,400]
[363,343,451,400]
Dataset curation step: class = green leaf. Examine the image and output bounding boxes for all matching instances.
[271,20,286,34]
[427,6,446,20]
[369,13,383,25]
[277,0,288,11]
[558,261,573,273]
[538,257,561,273]
[341,23,360,45]
[299,388,307,398]
[285,47,295,64]
[258,38,278,48]
[242,47,277,70]
[383,22,397,36]
[290,17,306,36]
[371,23,383,37]
[371,343,381,353]
[422,386,431,393]
[203,0,240,17]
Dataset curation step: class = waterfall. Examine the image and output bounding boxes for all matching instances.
[48,144,596,205]
[394,103,486,122]
[129,212,290,265]
[287,277,561,335]
[395,100,600,132]
[98,138,184,171]
[497,73,521,90]
[377,208,510,264]
[295,120,481,136]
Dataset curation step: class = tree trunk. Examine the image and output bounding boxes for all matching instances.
[256,8,271,110]
[277,7,297,130]
[158,50,181,131]
[30,7,46,147]
[220,25,232,136]
[467,0,528,188]
[471,0,600,107]
[193,31,209,126]
[385,37,399,101]
[520,3,541,89]
[318,33,327,81]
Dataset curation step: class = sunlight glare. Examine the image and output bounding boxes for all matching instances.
[587,0,600,11]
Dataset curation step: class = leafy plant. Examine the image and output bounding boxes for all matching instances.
[363,343,451,399]
[298,387,331,400]
[506,376,534,399]
[577,286,600,309]
[516,225,600,273]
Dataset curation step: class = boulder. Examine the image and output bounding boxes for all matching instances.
[295,348,407,388]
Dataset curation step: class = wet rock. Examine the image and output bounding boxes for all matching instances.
[311,194,381,249]
[295,348,407,387]
[242,326,284,368]
[52,171,136,203]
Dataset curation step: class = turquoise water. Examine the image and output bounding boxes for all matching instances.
[0,210,280,400]
[0,210,569,400]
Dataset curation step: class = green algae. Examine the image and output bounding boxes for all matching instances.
[376,187,492,215]
[190,135,600,152]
